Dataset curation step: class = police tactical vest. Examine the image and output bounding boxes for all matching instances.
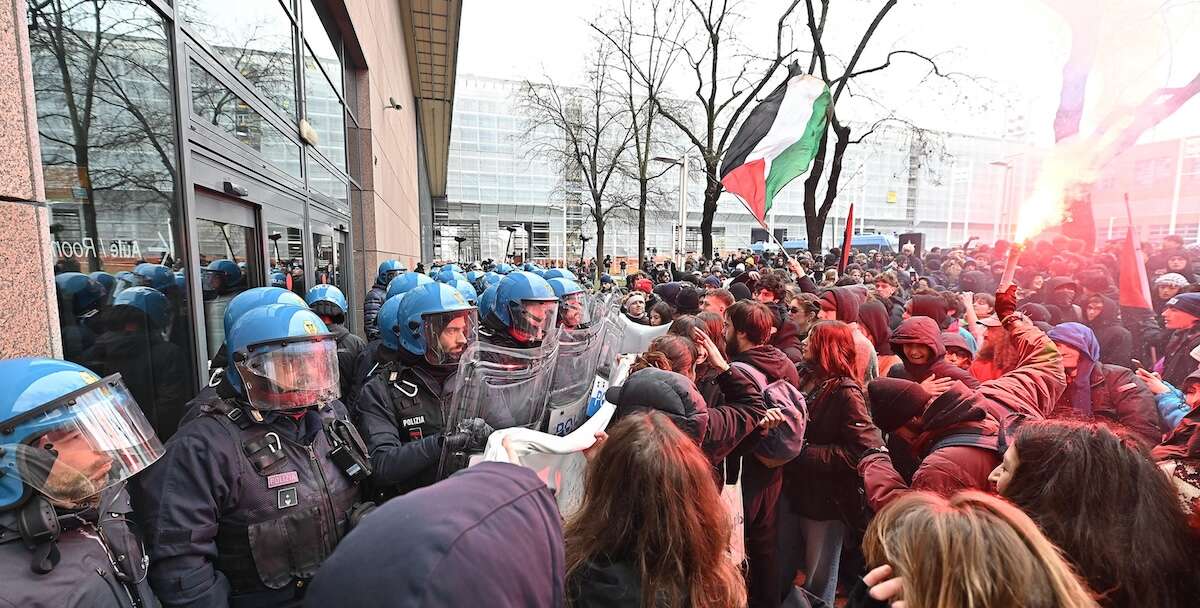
[201,399,362,594]
[383,365,447,443]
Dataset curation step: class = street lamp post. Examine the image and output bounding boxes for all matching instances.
[653,155,690,266]
[503,225,518,262]
[453,236,467,263]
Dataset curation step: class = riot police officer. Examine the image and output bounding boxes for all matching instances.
[83,286,189,440]
[450,279,479,305]
[356,282,491,497]
[305,285,366,403]
[479,270,560,349]
[203,259,244,356]
[54,271,108,362]
[347,272,436,410]
[546,277,591,330]
[0,357,162,607]
[133,305,367,608]
[363,260,407,341]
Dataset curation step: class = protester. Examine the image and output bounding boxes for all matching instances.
[1150,369,1200,526]
[854,491,1098,608]
[784,320,884,605]
[1045,323,1163,444]
[940,331,975,371]
[306,462,564,608]
[888,316,981,389]
[818,287,879,383]
[701,287,735,316]
[649,301,674,326]
[1081,294,1133,368]
[622,291,650,324]
[991,420,1200,608]
[858,299,901,375]
[564,412,746,608]
[1156,293,1200,388]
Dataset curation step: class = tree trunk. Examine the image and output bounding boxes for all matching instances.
[594,221,605,285]
[803,129,832,255]
[637,179,648,269]
[700,160,721,259]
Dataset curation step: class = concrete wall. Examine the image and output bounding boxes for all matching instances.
[345,1,424,289]
[0,0,60,358]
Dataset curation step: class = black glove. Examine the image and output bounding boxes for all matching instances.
[994,285,1018,319]
[443,418,494,453]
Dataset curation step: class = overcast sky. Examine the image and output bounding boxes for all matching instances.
[457,0,1200,145]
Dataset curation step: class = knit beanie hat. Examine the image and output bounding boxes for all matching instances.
[1155,273,1189,288]
[1165,293,1200,319]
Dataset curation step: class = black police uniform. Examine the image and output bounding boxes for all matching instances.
[327,324,366,405]
[356,350,457,497]
[0,489,157,608]
[132,384,366,608]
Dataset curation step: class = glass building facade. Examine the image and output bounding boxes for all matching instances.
[30,0,358,439]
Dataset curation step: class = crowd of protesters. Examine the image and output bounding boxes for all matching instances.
[567,233,1200,607]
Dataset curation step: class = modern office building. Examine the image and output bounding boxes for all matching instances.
[441,74,1038,265]
[1,0,461,428]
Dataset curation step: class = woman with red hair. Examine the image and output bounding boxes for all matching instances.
[781,320,885,605]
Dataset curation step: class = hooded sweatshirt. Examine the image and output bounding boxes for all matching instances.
[1047,322,1164,444]
[1041,277,1083,324]
[887,316,981,389]
[821,287,878,383]
[1082,294,1133,368]
[306,462,564,608]
[859,299,901,375]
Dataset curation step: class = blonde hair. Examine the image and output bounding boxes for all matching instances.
[863,491,1098,608]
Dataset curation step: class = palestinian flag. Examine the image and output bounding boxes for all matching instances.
[720,62,831,226]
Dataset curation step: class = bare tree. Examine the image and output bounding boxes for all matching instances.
[602,0,803,259]
[593,0,686,267]
[518,44,637,272]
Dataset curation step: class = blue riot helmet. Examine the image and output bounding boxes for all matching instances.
[270,271,288,289]
[450,279,479,305]
[436,268,468,284]
[113,271,137,297]
[203,259,243,294]
[174,271,187,292]
[477,284,499,322]
[305,284,349,315]
[376,295,405,350]
[89,271,116,302]
[544,268,580,283]
[396,282,478,366]
[481,272,502,288]
[521,262,540,273]
[222,287,307,341]
[547,277,591,329]
[55,272,106,318]
[133,263,175,292]
[493,263,514,275]
[386,271,435,300]
[492,271,559,346]
[225,304,339,410]
[113,286,170,329]
[466,270,485,286]
[0,358,164,510]
[376,259,407,286]
[441,264,462,274]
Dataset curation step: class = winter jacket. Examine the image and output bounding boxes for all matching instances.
[1041,277,1083,324]
[568,556,657,608]
[785,375,884,524]
[700,366,770,465]
[1048,322,1165,444]
[771,316,807,366]
[880,294,907,330]
[1155,385,1194,431]
[975,318,1064,420]
[362,280,388,341]
[330,324,367,407]
[1151,370,1200,527]
[308,462,564,608]
[887,316,981,389]
[1160,323,1200,389]
[1083,295,1133,368]
[860,382,1002,511]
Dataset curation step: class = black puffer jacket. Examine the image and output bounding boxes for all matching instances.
[362,280,388,340]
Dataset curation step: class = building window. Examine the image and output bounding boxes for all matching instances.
[190,60,302,178]
[30,0,197,440]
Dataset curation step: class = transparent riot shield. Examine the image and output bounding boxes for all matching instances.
[439,338,559,477]
[543,321,606,436]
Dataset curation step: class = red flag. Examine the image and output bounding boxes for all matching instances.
[838,203,854,273]
[1119,199,1153,310]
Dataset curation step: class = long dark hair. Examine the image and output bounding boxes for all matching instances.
[1002,420,1200,607]
[564,412,746,608]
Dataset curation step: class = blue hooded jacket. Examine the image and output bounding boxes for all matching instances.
[1047,322,1102,416]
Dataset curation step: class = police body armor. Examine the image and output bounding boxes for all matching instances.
[368,363,453,495]
[198,396,364,596]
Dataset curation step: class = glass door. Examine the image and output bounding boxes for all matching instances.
[194,189,262,362]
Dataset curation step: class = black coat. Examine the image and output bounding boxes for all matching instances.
[362,281,388,341]
[1052,363,1164,445]
[82,329,189,440]
[0,490,157,608]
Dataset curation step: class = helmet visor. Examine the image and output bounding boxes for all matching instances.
[201,268,224,292]
[235,337,339,410]
[559,293,594,328]
[509,299,558,345]
[12,377,163,508]
[422,309,479,366]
